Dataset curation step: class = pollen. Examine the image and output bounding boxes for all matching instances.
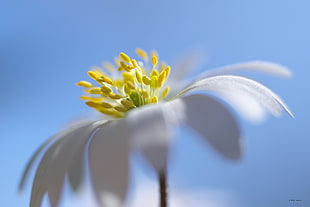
[77,49,171,118]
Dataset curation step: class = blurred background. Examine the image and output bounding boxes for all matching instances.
[0,0,309,206]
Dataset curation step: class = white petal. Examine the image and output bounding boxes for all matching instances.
[19,121,95,193]
[88,120,130,207]
[127,102,184,171]
[181,94,241,159]
[30,123,96,207]
[196,61,292,79]
[67,120,109,192]
[176,75,294,118]
[19,134,59,193]
[217,90,267,122]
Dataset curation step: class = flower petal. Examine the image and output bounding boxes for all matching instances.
[127,102,184,172]
[196,61,292,79]
[19,134,59,193]
[181,94,241,159]
[215,90,267,122]
[176,75,294,118]
[88,120,130,207]
[67,120,109,192]
[19,121,95,193]
[30,123,96,207]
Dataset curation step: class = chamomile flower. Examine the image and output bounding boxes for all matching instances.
[19,49,294,207]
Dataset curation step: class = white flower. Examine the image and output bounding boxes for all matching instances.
[19,49,293,207]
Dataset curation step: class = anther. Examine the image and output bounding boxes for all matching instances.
[80,96,104,101]
[88,87,102,94]
[141,90,149,98]
[120,61,131,72]
[142,76,151,85]
[85,101,101,108]
[121,99,135,108]
[135,48,148,60]
[158,71,167,87]
[150,75,158,88]
[161,86,170,99]
[150,96,158,103]
[88,71,100,80]
[109,93,122,99]
[151,69,159,77]
[135,70,142,83]
[114,106,128,112]
[126,81,136,89]
[76,81,92,88]
[152,55,158,66]
[164,66,171,78]
[122,72,135,82]
[131,59,139,68]
[101,86,112,94]
[124,84,131,95]
[120,52,131,63]
[101,102,113,108]
[96,76,113,85]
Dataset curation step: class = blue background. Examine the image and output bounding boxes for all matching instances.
[0,0,308,206]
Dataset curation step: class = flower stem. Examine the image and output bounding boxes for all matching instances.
[158,169,168,207]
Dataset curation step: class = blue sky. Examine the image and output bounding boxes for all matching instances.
[1,0,309,206]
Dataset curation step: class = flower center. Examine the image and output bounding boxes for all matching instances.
[76,49,171,118]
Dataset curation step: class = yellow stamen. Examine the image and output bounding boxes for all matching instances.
[88,87,102,94]
[124,84,131,95]
[80,96,104,101]
[120,61,131,72]
[99,108,123,118]
[76,81,92,88]
[161,86,170,99]
[101,102,113,108]
[78,49,172,118]
[109,93,122,99]
[164,66,171,78]
[142,76,151,85]
[152,55,158,66]
[85,101,101,108]
[150,75,158,88]
[151,69,159,77]
[122,72,135,82]
[88,71,100,80]
[135,70,142,83]
[141,90,149,98]
[113,79,123,88]
[150,96,158,103]
[101,86,112,94]
[132,59,139,68]
[135,48,148,60]
[96,76,113,85]
[126,81,136,89]
[158,71,167,87]
[121,99,135,107]
[114,106,128,112]
[120,52,131,63]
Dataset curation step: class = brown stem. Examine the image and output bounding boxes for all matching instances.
[158,170,168,207]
